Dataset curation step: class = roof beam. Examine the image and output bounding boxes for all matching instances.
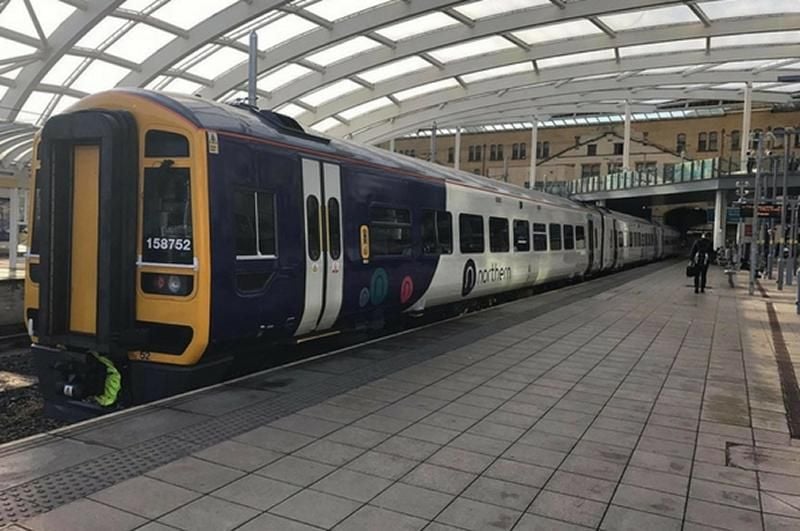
[442,8,475,28]
[281,6,334,31]
[22,0,48,48]
[685,1,712,27]
[588,16,616,38]
[503,33,531,52]
[112,9,189,39]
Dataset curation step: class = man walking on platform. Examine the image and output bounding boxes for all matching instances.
[690,233,713,293]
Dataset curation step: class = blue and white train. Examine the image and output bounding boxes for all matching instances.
[25,90,679,415]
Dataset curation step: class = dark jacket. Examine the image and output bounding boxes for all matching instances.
[691,238,713,266]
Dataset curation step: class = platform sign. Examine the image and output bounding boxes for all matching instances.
[757,205,782,219]
[726,207,742,223]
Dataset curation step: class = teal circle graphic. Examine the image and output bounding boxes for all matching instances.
[370,268,389,306]
[358,287,370,308]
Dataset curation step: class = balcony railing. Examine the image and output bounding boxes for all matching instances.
[569,156,743,195]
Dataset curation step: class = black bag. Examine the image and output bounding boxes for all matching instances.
[686,263,697,277]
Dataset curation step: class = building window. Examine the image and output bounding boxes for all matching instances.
[369,206,412,256]
[537,141,550,159]
[459,214,484,254]
[676,133,686,153]
[574,136,581,146]
[489,144,497,161]
[587,144,597,156]
[581,163,600,178]
[475,145,482,161]
[489,217,510,253]
[613,143,624,155]
[708,131,718,151]
[698,132,708,152]
[468,146,474,162]
[730,130,741,150]
[519,142,526,160]
[447,147,454,163]
[608,162,623,174]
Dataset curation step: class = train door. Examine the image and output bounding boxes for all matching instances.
[296,159,344,336]
[611,219,619,268]
[35,110,138,353]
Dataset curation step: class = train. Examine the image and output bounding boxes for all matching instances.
[24,89,680,419]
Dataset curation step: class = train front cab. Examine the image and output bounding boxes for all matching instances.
[25,93,213,419]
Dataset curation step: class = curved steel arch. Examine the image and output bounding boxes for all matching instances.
[351,87,790,144]
[302,41,800,127]
[201,0,465,100]
[267,12,796,111]
[0,0,124,122]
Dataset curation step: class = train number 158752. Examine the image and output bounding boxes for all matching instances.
[145,237,192,252]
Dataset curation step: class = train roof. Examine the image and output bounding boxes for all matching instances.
[97,89,586,212]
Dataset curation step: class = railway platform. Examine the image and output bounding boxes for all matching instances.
[1,262,799,531]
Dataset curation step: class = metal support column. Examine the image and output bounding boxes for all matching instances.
[713,189,725,250]
[430,121,437,164]
[9,187,18,275]
[623,101,632,171]
[454,126,461,170]
[778,133,790,289]
[248,31,258,107]
[529,117,538,189]
[749,133,765,296]
[741,82,752,172]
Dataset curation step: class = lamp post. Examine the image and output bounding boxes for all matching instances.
[749,132,767,296]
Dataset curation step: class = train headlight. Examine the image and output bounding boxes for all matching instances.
[167,275,183,294]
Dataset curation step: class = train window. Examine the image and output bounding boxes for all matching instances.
[459,214,484,254]
[563,225,575,250]
[513,220,530,252]
[489,217,510,253]
[549,224,562,251]
[575,226,585,250]
[307,196,321,260]
[532,223,547,251]
[422,210,453,255]
[142,166,193,265]
[370,206,412,256]
[328,198,341,260]
[618,231,624,248]
[145,130,189,158]
[234,191,276,257]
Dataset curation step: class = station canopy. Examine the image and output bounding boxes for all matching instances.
[2,0,800,167]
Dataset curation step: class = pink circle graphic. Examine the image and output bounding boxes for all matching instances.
[400,276,414,304]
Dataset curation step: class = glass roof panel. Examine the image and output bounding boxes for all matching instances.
[712,82,746,90]
[538,49,616,69]
[0,86,7,100]
[238,14,317,52]
[305,0,394,22]
[428,36,517,63]
[454,0,550,20]
[306,36,382,67]
[41,54,85,85]
[258,63,312,91]
[310,116,341,133]
[145,75,169,90]
[50,94,79,116]
[0,36,36,61]
[358,56,432,83]
[766,83,800,93]
[151,0,240,31]
[69,59,131,93]
[375,12,460,41]
[18,91,56,124]
[460,62,533,83]
[301,79,362,107]
[710,60,784,70]
[698,0,800,20]
[512,20,602,46]
[340,97,394,120]
[619,38,706,58]
[163,78,203,94]
[599,5,699,31]
[275,103,307,119]
[714,31,800,48]
[639,66,692,75]
[394,78,460,101]
[185,46,248,80]
[105,23,175,63]
[0,0,75,38]
[75,16,128,49]
[119,0,155,10]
